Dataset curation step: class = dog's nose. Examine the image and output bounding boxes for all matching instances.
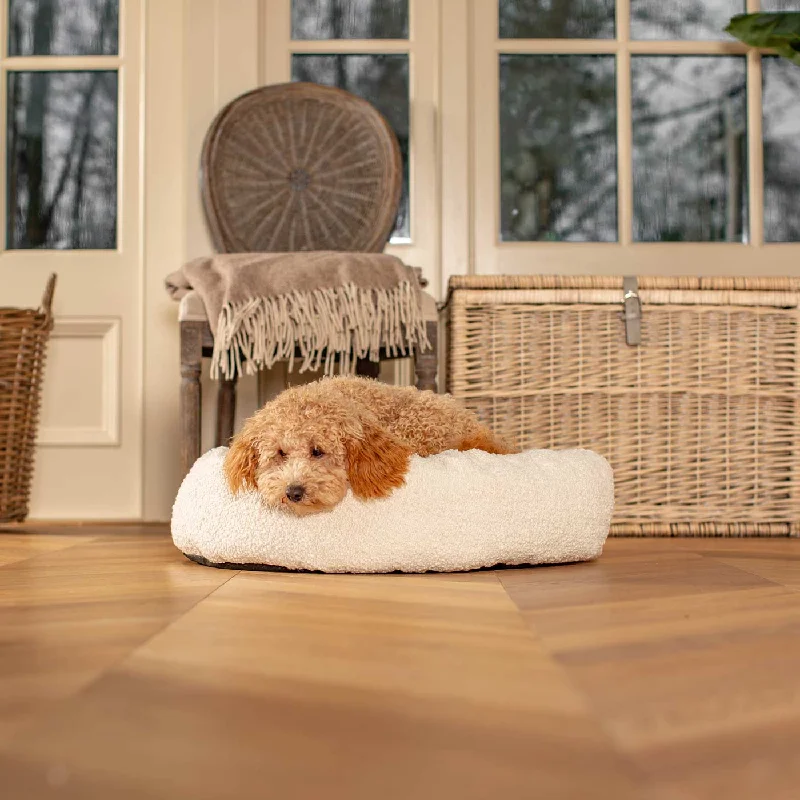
[286,484,305,503]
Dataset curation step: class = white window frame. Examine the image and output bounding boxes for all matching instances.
[0,0,145,520]
[471,0,800,277]
[0,0,140,268]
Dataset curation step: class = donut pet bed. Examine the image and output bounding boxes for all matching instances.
[172,446,614,574]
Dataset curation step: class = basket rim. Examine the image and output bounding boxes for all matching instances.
[447,274,800,294]
[0,308,52,333]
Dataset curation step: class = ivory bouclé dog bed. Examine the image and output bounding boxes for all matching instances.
[171,446,614,574]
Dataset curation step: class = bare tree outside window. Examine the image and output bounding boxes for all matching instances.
[500,0,615,39]
[762,1,800,10]
[8,0,118,55]
[5,0,119,250]
[632,56,748,242]
[291,0,410,241]
[631,0,744,41]
[496,0,799,243]
[291,0,407,39]
[500,55,618,242]
[763,56,800,242]
[499,3,618,241]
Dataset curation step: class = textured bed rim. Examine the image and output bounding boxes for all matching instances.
[182,552,587,575]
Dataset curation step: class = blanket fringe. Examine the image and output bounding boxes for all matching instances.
[210,280,430,379]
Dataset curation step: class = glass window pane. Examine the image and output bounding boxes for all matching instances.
[291,0,408,39]
[631,0,745,40]
[8,0,119,56]
[7,71,118,250]
[499,55,617,242]
[499,0,615,39]
[291,54,410,242]
[763,57,800,243]
[632,57,747,243]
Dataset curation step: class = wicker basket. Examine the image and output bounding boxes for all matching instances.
[1,275,57,523]
[447,275,800,537]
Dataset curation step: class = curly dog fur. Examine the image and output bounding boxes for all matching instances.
[224,376,512,515]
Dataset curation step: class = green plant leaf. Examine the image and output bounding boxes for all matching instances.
[726,13,800,67]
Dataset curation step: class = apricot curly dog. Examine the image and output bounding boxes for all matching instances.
[224,376,512,515]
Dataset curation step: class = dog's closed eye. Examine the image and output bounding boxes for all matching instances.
[311,446,324,458]
[277,449,286,459]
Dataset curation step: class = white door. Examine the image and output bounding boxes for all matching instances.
[0,0,143,519]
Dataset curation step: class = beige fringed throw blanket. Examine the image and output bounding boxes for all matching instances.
[165,252,429,379]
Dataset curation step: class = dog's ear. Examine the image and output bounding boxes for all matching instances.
[345,417,412,500]
[224,429,260,494]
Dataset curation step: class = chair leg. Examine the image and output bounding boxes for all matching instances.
[257,362,289,408]
[414,320,438,392]
[215,376,237,447]
[355,358,381,380]
[180,321,204,476]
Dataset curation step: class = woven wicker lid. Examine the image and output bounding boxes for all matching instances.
[200,82,403,254]
[447,275,800,292]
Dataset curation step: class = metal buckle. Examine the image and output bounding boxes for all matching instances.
[622,276,642,346]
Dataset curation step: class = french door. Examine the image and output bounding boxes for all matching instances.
[0,0,143,518]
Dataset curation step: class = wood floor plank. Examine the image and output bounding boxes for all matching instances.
[500,549,775,611]
[0,532,234,746]
[505,543,800,800]
[0,571,641,800]
[527,591,800,750]
[714,552,800,591]
[0,531,96,567]
[520,585,800,653]
[630,717,800,800]
[604,537,800,592]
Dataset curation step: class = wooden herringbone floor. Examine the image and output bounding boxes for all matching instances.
[0,526,799,799]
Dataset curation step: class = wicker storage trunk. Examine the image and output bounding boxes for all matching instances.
[447,275,800,537]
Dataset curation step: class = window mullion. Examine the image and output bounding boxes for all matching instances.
[2,55,123,71]
[616,0,632,246]
[289,39,410,54]
[747,0,764,242]
[0,0,5,62]
[746,48,764,246]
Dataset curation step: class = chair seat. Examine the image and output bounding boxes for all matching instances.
[178,276,440,475]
